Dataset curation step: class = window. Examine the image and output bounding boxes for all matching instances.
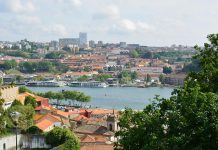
[109,124,113,131]
[3,143,6,150]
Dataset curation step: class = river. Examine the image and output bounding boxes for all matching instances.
[28,86,174,110]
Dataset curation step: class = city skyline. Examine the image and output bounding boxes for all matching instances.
[0,0,218,46]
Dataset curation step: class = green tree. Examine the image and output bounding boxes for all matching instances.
[163,66,173,74]
[146,74,151,83]
[77,75,88,82]
[45,52,65,59]
[182,59,201,73]
[143,50,153,59]
[11,100,22,107]
[131,71,138,80]
[115,34,218,150]
[0,99,6,136]
[130,50,139,58]
[60,138,80,150]
[0,78,3,85]
[3,60,17,70]
[94,74,112,82]
[26,126,43,134]
[45,127,80,149]
[16,75,24,82]
[189,34,218,93]
[159,74,165,83]
[8,105,35,130]
[24,96,37,108]
[19,86,32,93]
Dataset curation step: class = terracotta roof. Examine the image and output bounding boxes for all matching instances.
[35,119,53,131]
[74,124,113,135]
[34,114,44,121]
[90,109,118,115]
[35,105,51,111]
[17,92,48,104]
[81,135,96,143]
[80,135,109,143]
[73,115,88,121]
[54,110,69,118]
[81,144,114,150]
[34,113,61,123]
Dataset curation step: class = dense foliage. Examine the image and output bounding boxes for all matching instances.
[0,60,69,73]
[45,127,80,149]
[45,52,65,59]
[26,126,43,134]
[115,34,218,150]
[93,74,113,82]
[24,96,37,108]
[37,90,91,106]
[182,59,201,73]
[118,71,138,84]
[19,86,32,93]
[7,104,35,130]
[163,66,173,74]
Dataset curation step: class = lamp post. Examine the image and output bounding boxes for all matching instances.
[10,112,21,150]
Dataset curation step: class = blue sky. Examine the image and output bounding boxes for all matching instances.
[0,0,218,46]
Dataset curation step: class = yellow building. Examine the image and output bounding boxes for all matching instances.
[0,85,19,109]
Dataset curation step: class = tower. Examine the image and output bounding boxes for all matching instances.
[106,113,119,132]
[79,32,87,47]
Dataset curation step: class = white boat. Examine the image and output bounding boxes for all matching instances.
[26,80,66,87]
[70,81,108,88]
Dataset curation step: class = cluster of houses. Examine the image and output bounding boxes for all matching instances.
[1,86,119,149]
[0,51,187,87]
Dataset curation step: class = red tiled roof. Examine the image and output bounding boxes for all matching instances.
[35,119,53,131]
[73,115,88,121]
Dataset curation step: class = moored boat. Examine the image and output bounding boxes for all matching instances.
[69,81,107,88]
[26,80,66,87]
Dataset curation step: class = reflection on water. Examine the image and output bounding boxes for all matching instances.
[29,86,174,110]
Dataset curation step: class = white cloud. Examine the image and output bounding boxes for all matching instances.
[3,0,35,14]
[93,4,120,20]
[54,0,82,8]
[42,24,68,37]
[110,19,155,34]
[120,19,136,31]
[16,15,41,24]
[70,0,82,7]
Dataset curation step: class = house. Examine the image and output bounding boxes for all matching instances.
[89,109,119,120]
[61,71,98,80]
[80,135,114,150]
[0,85,19,109]
[34,114,62,132]
[164,74,186,86]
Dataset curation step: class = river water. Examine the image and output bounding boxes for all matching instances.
[28,86,174,110]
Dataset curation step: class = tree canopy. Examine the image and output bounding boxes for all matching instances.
[115,34,218,150]
[45,127,80,149]
[24,96,37,108]
[163,66,173,74]
[37,90,91,105]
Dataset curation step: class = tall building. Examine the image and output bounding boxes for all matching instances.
[49,40,59,50]
[79,32,87,47]
[97,41,103,47]
[89,40,95,48]
[120,42,127,48]
[59,38,79,48]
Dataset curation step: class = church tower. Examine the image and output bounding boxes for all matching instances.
[106,112,119,132]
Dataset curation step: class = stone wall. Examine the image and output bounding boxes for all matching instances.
[0,134,22,150]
